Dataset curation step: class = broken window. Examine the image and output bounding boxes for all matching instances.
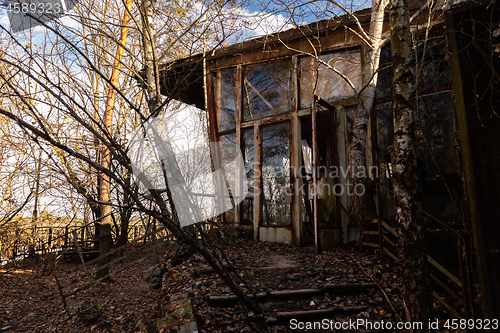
[261,123,291,226]
[215,69,237,131]
[243,61,293,121]
[300,50,361,109]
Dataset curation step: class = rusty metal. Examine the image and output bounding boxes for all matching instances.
[312,95,319,254]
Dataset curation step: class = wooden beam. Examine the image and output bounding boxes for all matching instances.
[427,255,462,287]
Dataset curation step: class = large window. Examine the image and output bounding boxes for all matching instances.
[300,50,361,109]
[243,61,293,121]
[261,123,291,226]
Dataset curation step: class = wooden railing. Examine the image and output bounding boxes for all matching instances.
[361,218,469,320]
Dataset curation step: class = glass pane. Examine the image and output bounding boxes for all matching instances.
[219,133,237,187]
[300,51,361,109]
[262,123,291,226]
[416,36,452,90]
[417,92,461,220]
[243,61,293,121]
[241,128,254,225]
[215,69,237,131]
[376,45,393,99]
[219,133,237,223]
[417,91,459,178]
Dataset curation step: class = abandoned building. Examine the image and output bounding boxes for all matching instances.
[159,0,500,320]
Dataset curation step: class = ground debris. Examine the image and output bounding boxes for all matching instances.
[74,297,102,321]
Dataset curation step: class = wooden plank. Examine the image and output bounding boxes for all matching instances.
[208,293,268,306]
[431,274,463,303]
[362,242,379,248]
[384,248,398,262]
[362,231,379,235]
[381,221,398,237]
[323,283,376,292]
[208,283,376,307]
[270,306,367,324]
[240,112,292,129]
[297,96,357,118]
[427,255,462,287]
[215,70,222,132]
[382,235,395,247]
[271,288,322,299]
[433,291,463,319]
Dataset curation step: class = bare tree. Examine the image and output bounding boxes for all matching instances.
[0,0,270,330]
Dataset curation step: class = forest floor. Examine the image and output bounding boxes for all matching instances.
[0,242,167,333]
[0,238,457,332]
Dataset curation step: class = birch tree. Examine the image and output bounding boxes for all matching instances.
[268,0,435,326]
[347,0,386,221]
[390,0,432,328]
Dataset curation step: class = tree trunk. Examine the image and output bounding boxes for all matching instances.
[389,0,432,329]
[117,169,133,247]
[96,0,133,280]
[348,0,386,220]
